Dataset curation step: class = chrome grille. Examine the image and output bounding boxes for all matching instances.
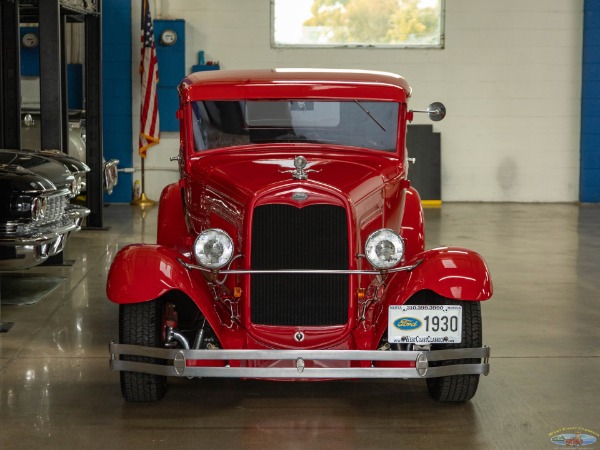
[39,193,69,225]
[3,192,70,236]
[250,204,349,326]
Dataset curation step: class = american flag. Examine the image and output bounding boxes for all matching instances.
[139,0,159,158]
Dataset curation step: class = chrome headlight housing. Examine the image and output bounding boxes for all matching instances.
[31,196,48,221]
[193,228,234,269]
[364,228,405,269]
[74,173,86,195]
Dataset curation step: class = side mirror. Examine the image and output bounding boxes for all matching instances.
[410,102,446,122]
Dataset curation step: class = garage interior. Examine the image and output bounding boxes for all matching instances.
[1,1,599,449]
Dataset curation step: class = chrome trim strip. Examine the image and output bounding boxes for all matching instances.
[177,258,423,275]
[109,344,490,379]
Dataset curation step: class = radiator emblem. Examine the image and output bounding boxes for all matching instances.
[291,192,309,201]
[294,331,305,342]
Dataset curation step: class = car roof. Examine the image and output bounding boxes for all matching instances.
[179,68,411,102]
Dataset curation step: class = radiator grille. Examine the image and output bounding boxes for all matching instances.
[0,192,69,235]
[250,204,349,326]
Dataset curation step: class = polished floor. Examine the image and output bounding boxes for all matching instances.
[0,203,599,449]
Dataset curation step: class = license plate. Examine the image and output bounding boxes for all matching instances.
[388,305,462,344]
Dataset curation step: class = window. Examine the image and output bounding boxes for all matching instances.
[272,0,444,48]
[191,100,399,152]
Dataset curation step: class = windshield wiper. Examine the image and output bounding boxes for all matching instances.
[354,100,386,132]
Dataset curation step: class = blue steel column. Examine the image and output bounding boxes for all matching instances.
[102,0,132,203]
[581,0,600,202]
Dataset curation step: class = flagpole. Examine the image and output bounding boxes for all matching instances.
[131,157,156,207]
[131,0,158,208]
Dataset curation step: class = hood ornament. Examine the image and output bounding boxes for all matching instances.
[293,155,308,180]
[279,155,321,180]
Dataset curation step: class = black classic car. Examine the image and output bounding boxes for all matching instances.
[0,148,90,271]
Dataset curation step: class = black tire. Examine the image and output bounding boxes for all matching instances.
[407,290,482,403]
[119,301,167,402]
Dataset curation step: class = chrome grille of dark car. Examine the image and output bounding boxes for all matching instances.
[250,204,349,326]
[39,194,69,225]
[8,192,70,235]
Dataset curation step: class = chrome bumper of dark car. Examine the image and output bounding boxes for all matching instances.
[109,344,490,379]
[66,204,91,226]
[0,205,90,270]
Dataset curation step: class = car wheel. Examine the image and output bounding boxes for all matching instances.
[119,301,167,402]
[407,290,482,403]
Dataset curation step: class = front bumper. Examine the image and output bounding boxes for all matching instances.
[109,344,490,379]
[0,205,90,270]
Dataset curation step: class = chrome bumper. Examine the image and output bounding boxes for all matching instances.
[109,343,490,379]
[0,206,89,270]
[66,204,91,227]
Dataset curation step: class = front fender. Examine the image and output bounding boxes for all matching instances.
[388,246,493,304]
[106,244,221,329]
[157,182,190,249]
[400,186,425,261]
[373,247,492,347]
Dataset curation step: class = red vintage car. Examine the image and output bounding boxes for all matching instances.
[107,69,492,402]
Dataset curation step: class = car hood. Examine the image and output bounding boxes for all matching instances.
[0,149,74,190]
[0,164,56,193]
[190,148,402,206]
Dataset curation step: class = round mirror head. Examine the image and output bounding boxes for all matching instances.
[427,102,446,121]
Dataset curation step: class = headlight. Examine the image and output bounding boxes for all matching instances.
[68,178,78,197]
[74,173,85,195]
[364,228,404,269]
[193,229,234,269]
[78,173,87,193]
[31,196,48,221]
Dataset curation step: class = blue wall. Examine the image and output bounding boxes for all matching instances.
[154,19,185,132]
[102,0,132,203]
[581,0,600,202]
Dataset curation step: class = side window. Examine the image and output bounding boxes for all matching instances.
[192,101,250,151]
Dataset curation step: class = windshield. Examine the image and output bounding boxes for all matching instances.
[191,100,399,152]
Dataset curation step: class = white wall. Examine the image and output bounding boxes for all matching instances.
[131,0,583,202]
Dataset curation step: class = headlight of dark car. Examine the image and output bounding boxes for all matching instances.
[70,172,86,196]
[31,196,48,221]
[12,194,47,221]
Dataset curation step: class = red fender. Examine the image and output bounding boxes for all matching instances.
[373,246,492,345]
[400,186,425,261]
[106,244,222,333]
[388,246,493,304]
[157,182,191,249]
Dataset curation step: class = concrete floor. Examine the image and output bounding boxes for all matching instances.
[0,203,599,449]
